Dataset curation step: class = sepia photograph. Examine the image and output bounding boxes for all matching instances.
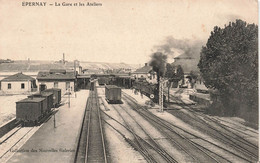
[0,0,258,162]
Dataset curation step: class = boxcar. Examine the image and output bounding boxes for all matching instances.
[27,95,48,114]
[28,92,53,113]
[43,88,61,107]
[105,85,121,103]
[41,92,54,112]
[16,97,46,125]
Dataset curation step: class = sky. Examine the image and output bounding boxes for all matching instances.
[0,0,258,64]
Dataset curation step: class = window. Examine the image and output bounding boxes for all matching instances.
[21,83,25,89]
[54,82,58,88]
[8,83,11,89]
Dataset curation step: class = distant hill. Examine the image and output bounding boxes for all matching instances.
[0,60,139,72]
[79,61,139,70]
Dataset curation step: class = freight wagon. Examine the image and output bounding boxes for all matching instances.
[105,85,122,103]
[28,92,53,113]
[16,98,46,126]
[42,88,61,107]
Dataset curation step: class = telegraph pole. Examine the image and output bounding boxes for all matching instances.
[68,87,71,108]
[53,113,56,128]
[159,78,164,112]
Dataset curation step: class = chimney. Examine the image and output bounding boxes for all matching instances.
[74,60,76,74]
[145,63,148,66]
[79,66,82,74]
[63,53,65,64]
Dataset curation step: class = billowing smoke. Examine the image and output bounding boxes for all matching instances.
[153,36,204,61]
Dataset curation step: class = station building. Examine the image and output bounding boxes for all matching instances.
[131,63,157,84]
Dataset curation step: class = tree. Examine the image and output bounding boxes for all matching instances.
[149,52,167,103]
[165,63,175,102]
[198,20,258,119]
[176,65,184,86]
[189,70,199,88]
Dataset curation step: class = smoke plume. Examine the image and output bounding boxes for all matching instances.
[153,36,204,61]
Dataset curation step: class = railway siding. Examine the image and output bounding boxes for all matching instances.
[7,90,89,163]
[122,90,258,162]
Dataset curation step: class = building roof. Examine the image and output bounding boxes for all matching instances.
[1,72,35,82]
[28,92,53,98]
[105,85,120,89]
[133,65,153,74]
[40,91,53,96]
[43,88,62,92]
[37,69,75,80]
[174,53,194,60]
[16,97,45,103]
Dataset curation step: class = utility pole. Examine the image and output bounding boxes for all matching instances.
[159,78,164,112]
[68,87,71,108]
[53,113,56,128]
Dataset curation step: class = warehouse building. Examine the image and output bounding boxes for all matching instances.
[0,72,37,94]
[37,69,76,95]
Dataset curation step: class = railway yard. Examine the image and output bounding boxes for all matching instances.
[0,81,259,163]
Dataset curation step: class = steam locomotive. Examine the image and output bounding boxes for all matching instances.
[133,80,166,103]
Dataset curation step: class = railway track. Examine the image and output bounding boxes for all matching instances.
[122,92,226,163]
[211,117,258,136]
[117,104,178,163]
[112,103,178,163]
[112,104,159,163]
[74,88,108,163]
[122,91,255,163]
[0,126,35,162]
[0,124,22,145]
[168,94,258,162]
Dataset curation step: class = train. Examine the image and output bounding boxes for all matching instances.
[105,85,122,104]
[133,80,166,103]
[16,88,61,126]
[43,88,61,108]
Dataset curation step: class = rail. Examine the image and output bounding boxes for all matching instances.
[123,91,256,162]
[168,93,258,161]
[74,84,107,163]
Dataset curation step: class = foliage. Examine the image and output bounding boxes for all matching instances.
[198,19,258,117]
[189,70,199,88]
[165,63,175,81]
[189,70,199,81]
[176,65,184,82]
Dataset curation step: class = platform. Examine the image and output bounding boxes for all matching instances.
[7,90,89,163]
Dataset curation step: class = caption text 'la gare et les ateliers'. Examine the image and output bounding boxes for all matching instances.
[22,2,102,7]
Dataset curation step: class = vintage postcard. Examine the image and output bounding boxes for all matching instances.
[0,0,258,162]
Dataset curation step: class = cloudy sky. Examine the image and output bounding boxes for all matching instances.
[0,0,258,64]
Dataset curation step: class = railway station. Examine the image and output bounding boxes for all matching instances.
[0,75,258,163]
[0,1,258,163]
